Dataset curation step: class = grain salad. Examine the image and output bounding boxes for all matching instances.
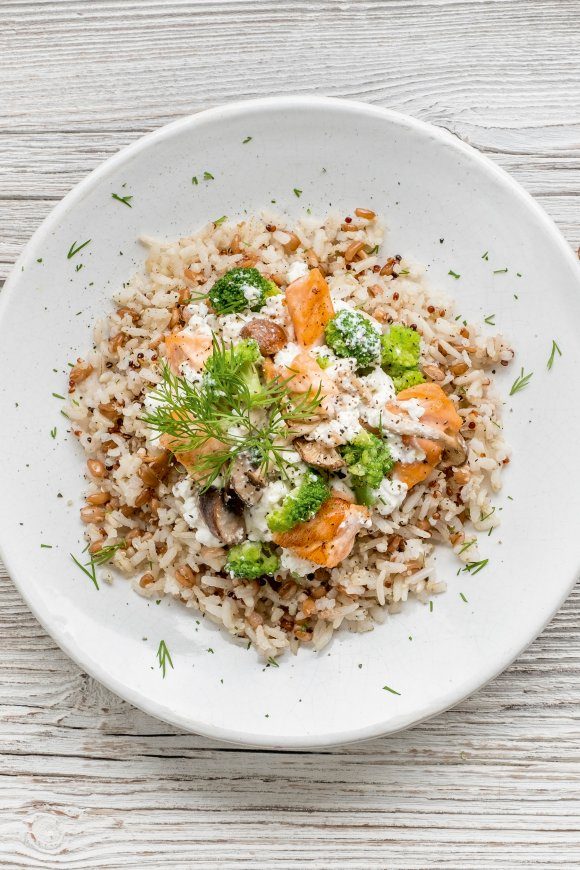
[66,210,513,659]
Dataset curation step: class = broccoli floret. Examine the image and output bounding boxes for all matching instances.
[204,338,262,395]
[225,541,279,579]
[390,367,425,392]
[340,431,395,506]
[267,472,330,533]
[209,267,275,315]
[380,325,424,392]
[325,309,381,370]
[380,324,421,370]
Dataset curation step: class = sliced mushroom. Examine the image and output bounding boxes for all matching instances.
[440,434,468,468]
[240,318,287,356]
[198,488,246,545]
[293,436,345,471]
[227,454,266,507]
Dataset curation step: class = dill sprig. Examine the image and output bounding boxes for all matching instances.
[462,558,489,576]
[509,367,533,396]
[71,552,99,590]
[156,640,174,678]
[91,540,126,565]
[142,336,322,490]
[547,340,561,371]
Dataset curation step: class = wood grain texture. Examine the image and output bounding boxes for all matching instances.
[1,1,579,867]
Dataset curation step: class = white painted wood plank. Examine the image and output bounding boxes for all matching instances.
[1,0,579,866]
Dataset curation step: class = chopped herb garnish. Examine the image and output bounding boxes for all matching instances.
[507,495,514,501]
[142,341,322,490]
[293,188,302,198]
[458,539,476,555]
[213,215,227,226]
[460,592,468,603]
[71,552,99,590]
[203,171,215,180]
[37,258,43,263]
[191,176,198,185]
[242,136,252,144]
[50,427,57,439]
[493,267,508,274]
[398,268,410,275]
[382,685,401,696]
[316,355,331,370]
[75,263,83,272]
[207,648,214,654]
[484,314,495,325]
[481,251,489,261]
[448,269,460,279]
[429,600,434,613]
[67,239,91,259]
[516,272,522,277]
[156,640,174,678]
[40,544,53,549]
[366,244,379,256]
[509,367,533,396]
[112,193,133,208]
[52,392,65,400]
[266,656,279,668]
[547,340,562,371]
[463,558,489,576]
[91,540,126,565]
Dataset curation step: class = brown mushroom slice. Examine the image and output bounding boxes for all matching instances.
[440,433,468,468]
[198,488,246,545]
[228,455,266,506]
[293,436,345,472]
[240,318,287,356]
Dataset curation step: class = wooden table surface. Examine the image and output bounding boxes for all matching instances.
[1,1,579,866]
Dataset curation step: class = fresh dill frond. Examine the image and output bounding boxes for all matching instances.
[142,336,322,490]
[91,540,126,565]
[547,339,561,371]
[509,367,533,396]
[156,640,174,678]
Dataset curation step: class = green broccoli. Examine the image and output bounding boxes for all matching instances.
[209,267,276,315]
[380,324,421,369]
[380,324,424,392]
[325,309,381,370]
[266,472,330,533]
[225,541,280,579]
[390,367,425,392]
[204,337,262,395]
[340,430,395,506]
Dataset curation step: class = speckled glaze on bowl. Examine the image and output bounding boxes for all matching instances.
[1,97,579,748]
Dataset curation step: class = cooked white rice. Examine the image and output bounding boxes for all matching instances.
[66,210,513,659]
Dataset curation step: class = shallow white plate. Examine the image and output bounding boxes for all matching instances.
[1,97,579,748]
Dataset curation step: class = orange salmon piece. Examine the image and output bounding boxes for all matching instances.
[392,383,461,488]
[273,495,370,568]
[164,332,213,375]
[285,268,335,346]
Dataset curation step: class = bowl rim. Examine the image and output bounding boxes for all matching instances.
[1,95,579,749]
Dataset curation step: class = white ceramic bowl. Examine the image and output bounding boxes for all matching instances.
[1,97,579,748]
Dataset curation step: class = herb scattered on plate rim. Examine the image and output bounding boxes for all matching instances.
[293,188,302,198]
[50,427,57,439]
[156,640,174,678]
[484,314,495,325]
[242,136,252,144]
[203,171,215,180]
[459,592,468,603]
[382,684,401,696]
[547,339,562,371]
[448,269,460,279]
[509,367,533,396]
[112,193,133,208]
[462,558,489,576]
[67,239,91,259]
